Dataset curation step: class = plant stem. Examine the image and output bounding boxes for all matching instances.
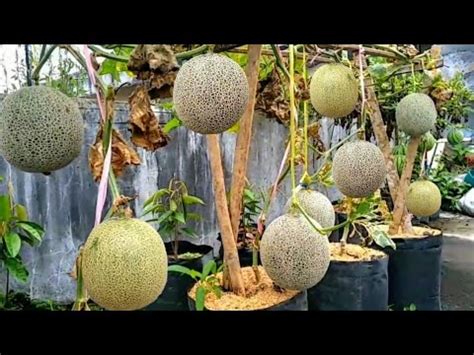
[173,227,179,260]
[252,232,261,284]
[357,45,367,139]
[71,247,90,311]
[176,45,210,60]
[271,44,290,81]
[289,45,297,205]
[31,45,58,85]
[5,269,9,307]
[340,223,350,255]
[302,46,310,178]
[88,45,129,62]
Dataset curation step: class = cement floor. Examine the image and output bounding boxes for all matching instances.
[430,212,474,310]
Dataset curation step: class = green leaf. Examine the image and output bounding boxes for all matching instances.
[168,265,201,280]
[14,204,28,221]
[0,195,11,221]
[19,233,39,247]
[4,231,21,257]
[182,195,205,205]
[354,201,372,217]
[5,257,28,283]
[157,210,174,224]
[195,287,206,311]
[174,212,186,224]
[181,227,197,238]
[202,260,216,279]
[99,59,130,81]
[170,200,178,212]
[371,229,396,250]
[226,121,240,134]
[17,222,45,243]
[163,117,182,134]
[211,285,222,298]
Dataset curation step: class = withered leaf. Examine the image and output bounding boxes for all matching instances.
[89,126,141,182]
[128,45,179,100]
[112,195,135,218]
[128,86,169,151]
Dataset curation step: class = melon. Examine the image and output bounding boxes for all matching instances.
[284,188,335,229]
[82,218,168,311]
[406,180,442,217]
[260,213,330,291]
[395,93,437,137]
[309,63,359,118]
[0,86,84,173]
[332,140,387,198]
[172,53,249,134]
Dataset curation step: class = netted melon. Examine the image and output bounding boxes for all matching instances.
[82,218,168,311]
[332,140,386,198]
[395,93,437,137]
[284,188,335,229]
[309,63,359,118]
[260,213,330,291]
[173,53,249,134]
[0,86,84,173]
[406,180,441,217]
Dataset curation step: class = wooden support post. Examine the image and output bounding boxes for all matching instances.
[229,45,263,241]
[207,134,246,296]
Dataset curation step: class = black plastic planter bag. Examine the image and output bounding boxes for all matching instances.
[308,255,389,310]
[146,242,214,311]
[188,290,308,311]
[383,233,443,311]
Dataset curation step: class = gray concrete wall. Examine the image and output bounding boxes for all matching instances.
[0,98,339,303]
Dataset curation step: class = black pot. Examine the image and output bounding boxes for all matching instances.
[378,231,444,311]
[187,290,308,311]
[217,233,261,267]
[145,241,214,311]
[308,249,389,311]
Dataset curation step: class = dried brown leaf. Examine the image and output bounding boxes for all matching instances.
[128,86,169,151]
[88,126,141,182]
[128,45,179,99]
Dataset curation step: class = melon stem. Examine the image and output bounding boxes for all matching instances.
[340,224,350,255]
[288,45,298,205]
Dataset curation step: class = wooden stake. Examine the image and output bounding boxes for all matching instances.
[389,137,421,235]
[361,54,414,234]
[229,45,263,241]
[207,134,246,296]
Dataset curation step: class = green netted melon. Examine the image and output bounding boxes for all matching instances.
[172,53,249,134]
[332,140,387,198]
[309,63,359,118]
[284,188,335,229]
[82,218,168,311]
[395,93,437,137]
[0,86,84,173]
[406,180,442,217]
[260,213,330,291]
